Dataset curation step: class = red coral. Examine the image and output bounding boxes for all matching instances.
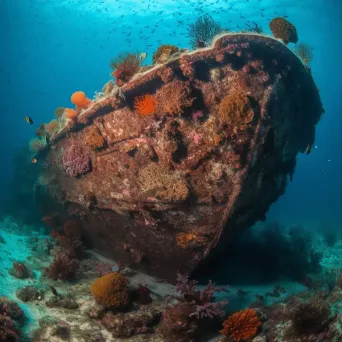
[110,53,141,87]
[45,253,79,281]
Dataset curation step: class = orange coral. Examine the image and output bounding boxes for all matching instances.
[65,108,78,120]
[35,124,46,137]
[44,119,60,136]
[176,232,208,249]
[134,94,156,116]
[218,89,254,126]
[84,126,105,149]
[156,80,193,116]
[90,272,129,309]
[71,91,91,109]
[269,17,298,45]
[220,308,261,342]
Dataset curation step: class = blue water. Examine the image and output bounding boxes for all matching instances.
[2,0,341,225]
[1,0,342,340]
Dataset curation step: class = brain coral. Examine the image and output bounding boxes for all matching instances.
[218,89,255,126]
[219,308,261,342]
[90,272,129,309]
[269,17,298,44]
[62,143,91,177]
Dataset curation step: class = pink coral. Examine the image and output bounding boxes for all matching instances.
[62,143,91,177]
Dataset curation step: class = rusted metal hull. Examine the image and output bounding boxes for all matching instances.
[39,34,323,282]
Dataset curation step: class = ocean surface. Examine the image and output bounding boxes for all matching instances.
[1,0,342,341]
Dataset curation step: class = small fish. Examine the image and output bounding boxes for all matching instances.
[45,135,50,144]
[305,144,311,155]
[139,53,147,61]
[49,285,59,297]
[25,116,33,125]
[31,158,37,164]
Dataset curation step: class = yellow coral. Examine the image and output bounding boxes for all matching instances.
[176,232,208,249]
[55,107,65,118]
[138,163,189,201]
[218,89,254,126]
[90,272,129,309]
[84,126,105,149]
[152,44,179,64]
[44,119,60,136]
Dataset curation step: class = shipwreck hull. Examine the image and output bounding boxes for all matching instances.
[39,34,323,282]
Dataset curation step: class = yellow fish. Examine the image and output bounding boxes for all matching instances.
[25,116,33,125]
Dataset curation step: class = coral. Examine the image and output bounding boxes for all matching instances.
[35,124,46,137]
[110,53,141,87]
[160,302,199,342]
[63,220,82,239]
[65,108,78,120]
[102,80,114,95]
[9,262,31,279]
[290,299,331,336]
[138,163,189,201]
[134,94,156,116]
[29,137,45,152]
[51,230,83,259]
[219,308,261,342]
[175,274,228,319]
[101,305,161,338]
[90,272,129,309]
[71,91,91,109]
[44,119,60,136]
[294,42,313,65]
[188,14,224,48]
[0,297,23,342]
[269,17,298,44]
[218,89,255,126]
[62,143,91,177]
[152,44,179,64]
[55,107,65,118]
[156,80,194,116]
[84,126,105,149]
[176,232,208,249]
[16,286,44,302]
[45,253,79,280]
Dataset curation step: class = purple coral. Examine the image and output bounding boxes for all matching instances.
[176,274,228,319]
[62,143,91,177]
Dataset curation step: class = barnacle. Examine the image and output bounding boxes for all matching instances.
[134,94,156,116]
[220,308,261,342]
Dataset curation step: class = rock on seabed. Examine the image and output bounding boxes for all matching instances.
[38,33,323,282]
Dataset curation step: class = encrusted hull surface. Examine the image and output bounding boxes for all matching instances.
[39,34,322,282]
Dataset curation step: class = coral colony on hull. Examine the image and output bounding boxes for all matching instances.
[2,16,342,342]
